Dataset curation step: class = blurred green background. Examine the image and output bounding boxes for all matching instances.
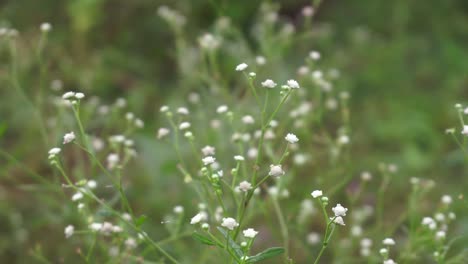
[1,0,468,263]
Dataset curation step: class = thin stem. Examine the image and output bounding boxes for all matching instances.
[272,197,289,262]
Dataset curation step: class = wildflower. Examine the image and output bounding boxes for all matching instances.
[311,190,323,198]
[332,204,348,217]
[107,153,120,169]
[221,217,239,230]
[234,155,245,161]
[174,205,184,214]
[243,228,258,238]
[190,213,205,225]
[198,33,221,50]
[157,128,170,139]
[331,216,345,226]
[338,135,350,145]
[62,91,75,99]
[235,63,248,71]
[309,51,321,60]
[307,232,321,245]
[249,72,256,77]
[441,195,452,205]
[261,79,277,88]
[179,122,191,130]
[269,164,285,177]
[238,181,252,192]
[382,238,396,246]
[201,145,215,156]
[285,133,299,144]
[75,93,85,99]
[302,6,314,17]
[361,238,372,248]
[63,132,76,144]
[216,105,228,113]
[247,148,258,159]
[71,192,83,201]
[40,22,52,32]
[202,156,216,165]
[160,105,169,112]
[87,180,97,189]
[384,259,397,264]
[421,217,437,230]
[286,79,300,89]
[125,238,137,249]
[361,171,372,181]
[201,223,210,230]
[242,115,255,124]
[435,230,446,240]
[256,56,266,65]
[177,107,189,115]
[134,119,144,128]
[48,147,61,156]
[64,225,74,238]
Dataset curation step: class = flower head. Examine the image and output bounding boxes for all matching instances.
[286,79,300,89]
[243,228,258,238]
[331,216,345,226]
[311,190,323,198]
[63,132,76,144]
[269,164,285,177]
[221,217,239,230]
[235,63,248,71]
[382,238,396,246]
[238,181,252,192]
[64,225,74,238]
[261,79,277,88]
[202,156,216,166]
[332,203,348,217]
[285,133,299,144]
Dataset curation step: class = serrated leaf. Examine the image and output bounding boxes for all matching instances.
[216,227,243,258]
[135,215,147,228]
[246,247,285,263]
[192,232,217,246]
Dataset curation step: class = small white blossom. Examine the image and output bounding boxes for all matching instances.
[75,93,85,99]
[174,206,184,214]
[235,63,248,71]
[331,216,345,226]
[157,128,170,139]
[64,225,74,238]
[311,190,323,198]
[221,217,239,230]
[256,56,266,65]
[48,147,61,156]
[238,181,252,192]
[201,145,216,156]
[384,259,397,264]
[177,107,189,115]
[190,213,205,225]
[202,156,216,165]
[309,51,321,60]
[332,204,348,217]
[160,105,169,112]
[87,180,97,189]
[62,91,75,99]
[261,79,277,88]
[435,230,446,240]
[286,79,300,89]
[441,195,452,205]
[63,132,76,144]
[243,228,258,238]
[234,155,245,161]
[179,122,191,130]
[40,22,52,32]
[242,115,255,124]
[107,153,120,169]
[217,105,228,113]
[307,232,321,245]
[71,192,83,201]
[269,164,285,177]
[382,238,396,246]
[125,238,137,249]
[285,133,299,144]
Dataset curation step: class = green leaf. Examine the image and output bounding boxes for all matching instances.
[192,232,217,246]
[246,247,285,263]
[216,227,243,258]
[0,122,6,138]
[135,215,147,228]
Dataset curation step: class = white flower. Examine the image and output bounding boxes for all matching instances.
[157,128,170,139]
[202,156,216,165]
[190,213,205,224]
[361,171,372,181]
[286,79,300,89]
[285,133,299,144]
[202,145,215,156]
[160,105,169,112]
[360,238,372,248]
[87,180,97,189]
[234,155,245,161]
[302,6,314,17]
[309,51,321,60]
[382,238,396,246]
[221,217,239,230]
[435,230,446,240]
[332,204,348,217]
[64,225,74,238]
[441,195,452,205]
[331,216,345,226]
[384,259,397,264]
[338,135,350,145]
[62,91,75,99]
[256,56,266,65]
[307,232,321,245]
[173,205,184,214]
[198,33,221,50]
[261,79,277,88]
[421,217,437,230]
[311,190,323,198]
[243,228,258,238]
[238,181,252,192]
[40,22,52,32]
[177,107,189,115]
[48,147,61,155]
[125,238,137,249]
[107,153,120,169]
[269,164,285,177]
[217,105,228,113]
[90,222,103,231]
[235,63,248,71]
[242,115,255,124]
[72,192,83,201]
[63,132,76,144]
[179,122,191,130]
[75,93,85,99]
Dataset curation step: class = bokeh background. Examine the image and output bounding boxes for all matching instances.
[1,0,468,263]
